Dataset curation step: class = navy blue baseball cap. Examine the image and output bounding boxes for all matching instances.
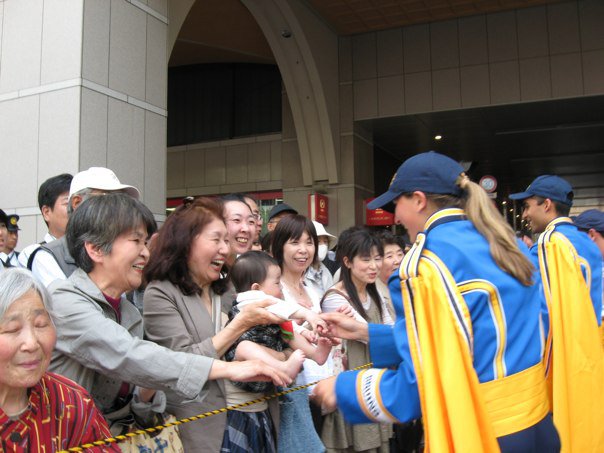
[367,151,464,210]
[573,209,604,232]
[509,175,573,206]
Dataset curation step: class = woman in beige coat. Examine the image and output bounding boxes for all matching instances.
[143,197,284,452]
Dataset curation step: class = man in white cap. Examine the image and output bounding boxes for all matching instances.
[30,167,140,287]
[304,221,336,295]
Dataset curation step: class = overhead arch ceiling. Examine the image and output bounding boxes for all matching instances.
[170,0,564,66]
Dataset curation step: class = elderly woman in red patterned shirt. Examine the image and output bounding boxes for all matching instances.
[0,268,115,452]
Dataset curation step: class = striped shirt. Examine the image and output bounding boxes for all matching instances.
[0,372,118,452]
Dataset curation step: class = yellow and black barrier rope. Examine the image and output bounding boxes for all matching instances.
[58,362,374,452]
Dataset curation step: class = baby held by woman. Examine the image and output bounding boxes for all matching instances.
[225,251,333,392]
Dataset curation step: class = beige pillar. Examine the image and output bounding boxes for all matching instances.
[0,0,169,246]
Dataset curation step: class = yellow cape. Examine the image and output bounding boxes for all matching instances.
[400,242,499,452]
[538,228,604,452]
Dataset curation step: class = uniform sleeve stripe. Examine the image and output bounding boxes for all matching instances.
[356,368,399,423]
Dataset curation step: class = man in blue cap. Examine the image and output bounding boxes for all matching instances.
[509,175,602,322]
[574,208,604,331]
[510,176,604,450]
[574,209,604,259]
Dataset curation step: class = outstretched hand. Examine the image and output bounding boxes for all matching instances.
[210,359,292,387]
[310,376,338,414]
[320,312,369,342]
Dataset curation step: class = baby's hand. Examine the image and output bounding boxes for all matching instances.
[300,328,318,343]
[337,304,356,318]
[304,311,328,334]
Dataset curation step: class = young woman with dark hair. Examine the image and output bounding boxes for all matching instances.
[319,227,393,452]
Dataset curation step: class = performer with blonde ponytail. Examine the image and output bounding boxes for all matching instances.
[313,151,560,452]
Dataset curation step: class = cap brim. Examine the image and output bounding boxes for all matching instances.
[509,191,532,201]
[367,190,399,210]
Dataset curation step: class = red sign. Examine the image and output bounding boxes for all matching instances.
[365,198,394,226]
[308,193,329,225]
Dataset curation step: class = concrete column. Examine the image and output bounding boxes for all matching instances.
[0,0,169,246]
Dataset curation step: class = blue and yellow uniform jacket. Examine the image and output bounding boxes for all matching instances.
[336,209,549,451]
[531,217,604,451]
[529,217,603,331]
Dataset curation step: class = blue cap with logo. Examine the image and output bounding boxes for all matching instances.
[509,175,573,206]
[367,151,464,210]
[573,209,604,232]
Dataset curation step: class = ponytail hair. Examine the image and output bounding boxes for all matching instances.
[455,174,534,285]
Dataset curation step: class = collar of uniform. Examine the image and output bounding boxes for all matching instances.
[424,208,466,234]
[545,216,574,232]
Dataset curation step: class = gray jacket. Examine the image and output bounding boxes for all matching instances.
[48,268,214,412]
[144,279,280,452]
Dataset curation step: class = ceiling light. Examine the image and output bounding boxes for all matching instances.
[434,135,442,140]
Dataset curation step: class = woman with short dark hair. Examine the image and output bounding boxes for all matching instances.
[270,215,328,452]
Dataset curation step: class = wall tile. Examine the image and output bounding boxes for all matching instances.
[226,144,248,184]
[550,53,583,97]
[354,134,374,190]
[205,148,226,186]
[430,20,459,70]
[41,0,84,84]
[0,3,4,59]
[146,16,167,108]
[489,61,520,104]
[107,98,145,191]
[352,33,377,80]
[184,149,205,188]
[339,37,353,83]
[0,96,39,207]
[147,0,167,16]
[281,140,304,188]
[339,83,354,133]
[80,88,108,169]
[519,57,551,101]
[378,76,404,117]
[339,134,354,184]
[404,24,430,73]
[16,215,39,247]
[0,0,43,93]
[144,111,166,211]
[82,0,110,85]
[38,88,81,181]
[167,151,185,190]
[460,65,490,107]
[404,71,432,113]
[579,0,604,51]
[459,15,488,66]
[516,6,548,59]
[583,50,604,95]
[109,0,146,99]
[432,68,461,111]
[547,2,580,55]
[248,141,271,182]
[377,29,403,77]
[270,140,282,181]
[353,79,378,120]
[487,11,518,62]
